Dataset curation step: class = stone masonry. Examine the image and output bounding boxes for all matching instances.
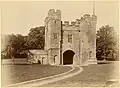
[30,9,97,66]
[44,9,97,66]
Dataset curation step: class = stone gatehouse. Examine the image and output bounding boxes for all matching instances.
[29,9,97,66]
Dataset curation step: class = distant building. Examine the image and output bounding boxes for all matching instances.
[29,50,47,64]
[29,9,97,65]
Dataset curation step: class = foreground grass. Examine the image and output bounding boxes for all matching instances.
[1,64,71,86]
[42,62,119,87]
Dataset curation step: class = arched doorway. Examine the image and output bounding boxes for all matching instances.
[63,50,75,65]
[54,55,58,65]
[42,57,45,64]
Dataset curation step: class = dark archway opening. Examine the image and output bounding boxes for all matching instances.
[38,60,41,64]
[63,50,75,65]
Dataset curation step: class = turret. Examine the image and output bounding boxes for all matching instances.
[45,9,62,65]
[48,9,61,20]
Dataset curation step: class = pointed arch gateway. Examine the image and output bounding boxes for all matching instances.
[63,50,75,65]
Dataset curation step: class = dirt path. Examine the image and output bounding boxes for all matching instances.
[42,63,119,87]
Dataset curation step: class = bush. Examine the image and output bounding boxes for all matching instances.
[14,53,27,58]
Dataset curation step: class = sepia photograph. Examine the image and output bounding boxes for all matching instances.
[0,0,119,87]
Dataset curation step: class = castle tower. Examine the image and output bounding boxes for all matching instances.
[77,12,97,65]
[44,9,61,65]
[82,1,97,64]
[88,1,97,64]
[81,1,97,64]
[88,14,97,64]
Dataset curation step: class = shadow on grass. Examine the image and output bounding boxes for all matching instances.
[97,60,115,65]
[97,62,108,64]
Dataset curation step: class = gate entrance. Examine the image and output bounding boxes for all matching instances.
[63,50,75,65]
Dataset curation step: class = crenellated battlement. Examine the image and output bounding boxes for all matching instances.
[45,9,97,27]
[91,15,97,21]
[63,14,97,27]
[47,9,61,19]
[76,19,81,25]
[64,21,69,26]
[63,21,77,27]
[44,9,61,25]
[83,14,97,22]
[71,21,76,26]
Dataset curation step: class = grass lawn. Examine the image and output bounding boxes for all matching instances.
[1,64,71,86]
[42,62,119,87]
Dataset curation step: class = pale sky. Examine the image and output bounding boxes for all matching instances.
[0,1,119,35]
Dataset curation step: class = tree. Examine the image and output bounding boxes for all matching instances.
[1,34,19,58]
[15,34,27,58]
[1,34,27,58]
[1,34,11,58]
[96,25,119,61]
[16,34,25,50]
[26,26,45,49]
[1,26,45,59]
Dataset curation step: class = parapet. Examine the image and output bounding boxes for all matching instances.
[56,9,61,14]
[92,15,97,21]
[63,20,80,27]
[76,19,81,25]
[48,9,61,19]
[82,14,97,22]
[83,14,90,18]
[64,21,69,26]
[76,19,81,22]
[62,14,97,27]
[48,9,55,14]
[71,21,76,26]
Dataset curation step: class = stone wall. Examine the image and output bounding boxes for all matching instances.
[48,49,60,65]
[32,54,48,64]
